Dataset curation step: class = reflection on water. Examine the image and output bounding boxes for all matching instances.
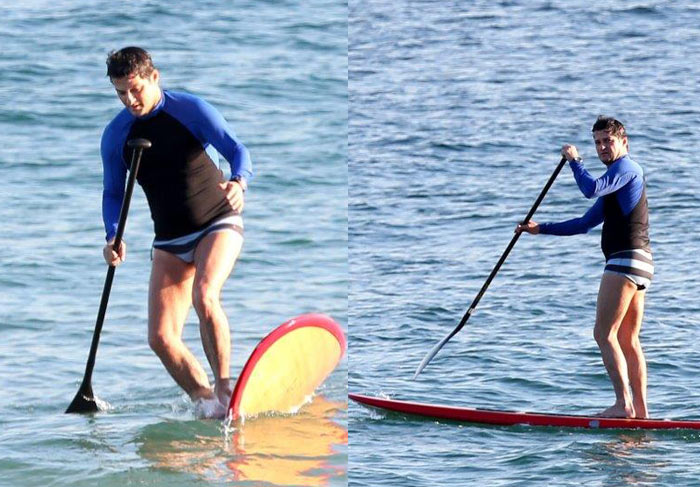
[137,395,347,486]
[583,432,662,486]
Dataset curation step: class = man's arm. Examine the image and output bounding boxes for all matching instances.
[101,128,127,241]
[99,125,129,265]
[190,97,253,185]
[569,160,635,199]
[539,198,605,236]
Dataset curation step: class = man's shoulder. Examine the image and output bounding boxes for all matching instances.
[102,108,133,142]
[607,156,644,188]
[163,90,223,128]
[618,155,643,174]
[164,90,209,111]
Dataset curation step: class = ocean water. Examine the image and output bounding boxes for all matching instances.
[0,1,347,486]
[349,1,700,486]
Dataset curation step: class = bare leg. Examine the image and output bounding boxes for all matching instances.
[192,230,243,406]
[593,272,638,418]
[148,249,213,401]
[618,290,648,418]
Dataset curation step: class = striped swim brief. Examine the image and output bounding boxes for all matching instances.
[152,214,244,263]
[604,249,654,291]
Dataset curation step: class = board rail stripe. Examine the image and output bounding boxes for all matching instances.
[350,393,700,430]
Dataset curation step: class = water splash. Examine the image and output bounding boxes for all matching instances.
[94,395,111,412]
[193,397,227,420]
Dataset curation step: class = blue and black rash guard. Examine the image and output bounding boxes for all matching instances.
[101,90,252,241]
[538,155,651,260]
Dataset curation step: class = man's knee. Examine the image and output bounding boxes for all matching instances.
[594,329,609,347]
[593,324,618,347]
[619,333,642,354]
[192,281,220,317]
[149,329,177,356]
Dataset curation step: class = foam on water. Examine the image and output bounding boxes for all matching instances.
[193,397,228,420]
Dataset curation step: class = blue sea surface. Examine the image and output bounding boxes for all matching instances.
[0,1,347,486]
[349,1,700,485]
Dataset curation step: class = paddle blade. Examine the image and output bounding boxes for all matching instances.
[228,313,346,421]
[65,383,99,414]
[413,328,459,379]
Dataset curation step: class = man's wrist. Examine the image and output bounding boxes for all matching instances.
[231,175,247,192]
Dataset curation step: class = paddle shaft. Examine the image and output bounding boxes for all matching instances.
[456,155,567,330]
[67,140,149,411]
[413,156,567,378]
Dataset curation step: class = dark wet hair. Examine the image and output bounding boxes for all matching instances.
[592,115,626,139]
[106,46,155,79]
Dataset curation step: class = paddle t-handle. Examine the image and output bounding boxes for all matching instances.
[65,138,151,413]
[413,156,568,379]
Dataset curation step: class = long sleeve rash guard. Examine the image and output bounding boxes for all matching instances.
[101,90,252,241]
[538,155,650,259]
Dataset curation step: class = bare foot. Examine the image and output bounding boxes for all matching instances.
[191,385,216,402]
[194,396,227,419]
[215,378,234,407]
[632,399,648,419]
[596,403,635,418]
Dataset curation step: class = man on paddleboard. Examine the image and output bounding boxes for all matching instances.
[517,116,652,419]
[100,47,251,418]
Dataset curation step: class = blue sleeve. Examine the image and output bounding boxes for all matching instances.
[539,198,604,236]
[569,160,636,199]
[101,125,127,241]
[169,94,253,184]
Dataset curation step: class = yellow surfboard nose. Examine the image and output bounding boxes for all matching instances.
[228,313,346,421]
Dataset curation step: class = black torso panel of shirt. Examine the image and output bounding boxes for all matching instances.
[124,110,233,240]
[601,187,651,260]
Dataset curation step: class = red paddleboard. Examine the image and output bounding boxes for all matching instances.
[350,393,700,430]
[227,313,346,422]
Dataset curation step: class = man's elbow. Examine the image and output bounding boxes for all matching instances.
[582,186,596,199]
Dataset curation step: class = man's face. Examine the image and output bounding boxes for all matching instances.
[593,130,628,165]
[111,70,161,117]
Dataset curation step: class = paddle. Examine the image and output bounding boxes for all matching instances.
[66,138,151,414]
[413,156,568,379]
